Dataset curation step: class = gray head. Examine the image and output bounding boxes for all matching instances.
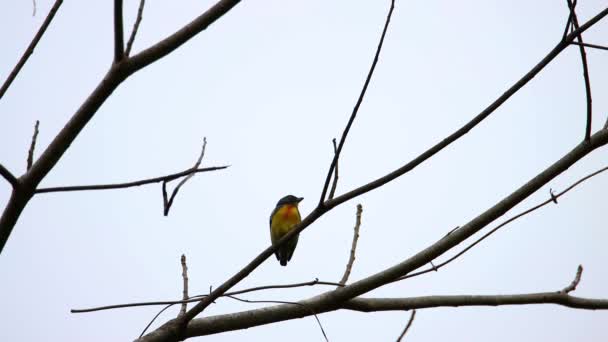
[276,195,304,207]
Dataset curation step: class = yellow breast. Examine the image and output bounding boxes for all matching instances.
[270,204,301,240]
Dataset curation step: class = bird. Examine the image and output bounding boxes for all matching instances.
[269,195,304,266]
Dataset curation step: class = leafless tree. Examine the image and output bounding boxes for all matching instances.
[2,1,608,341]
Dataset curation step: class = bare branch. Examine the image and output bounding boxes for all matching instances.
[566,0,593,141]
[71,279,342,313]
[0,164,19,189]
[26,120,40,171]
[32,0,36,16]
[225,295,329,342]
[114,0,125,61]
[172,293,608,338]
[179,255,189,317]
[328,139,339,200]
[0,0,63,100]
[570,41,608,51]
[0,0,243,254]
[34,166,227,194]
[319,0,396,204]
[399,165,608,281]
[125,0,145,56]
[561,0,577,41]
[163,138,207,216]
[561,265,583,294]
[396,310,416,342]
[339,204,363,285]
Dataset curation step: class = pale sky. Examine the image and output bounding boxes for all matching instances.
[1,1,608,341]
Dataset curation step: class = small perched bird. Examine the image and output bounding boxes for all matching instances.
[269,195,304,266]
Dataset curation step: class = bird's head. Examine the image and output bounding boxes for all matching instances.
[276,195,304,207]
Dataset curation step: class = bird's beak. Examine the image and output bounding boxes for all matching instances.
[297,197,304,203]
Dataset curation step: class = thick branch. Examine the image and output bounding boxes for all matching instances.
[174,292,608,338]
[0,0,63,100]
[114,0,125,61]
[34,166,227,194]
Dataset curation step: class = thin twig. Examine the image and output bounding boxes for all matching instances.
[339,204,363,285]
[0,0,63,100]
[27,120,40,171]
[163,138,207,216]
[399,165,608,281]
[114,0,125,61]
[35,166,227,194]
[570,41,608,51]
[561,265,584,294]
[125,0,145,56]
[566,0,593,141]
[139,304,172,338]
[179,254,189,317]
[562,0,577,41]
[225,295,329,342]
[32,0,36,16]
[71,278,342,313]
[0,164,19,189]
[319,0,396,204]
[396,310,416,342]
[328,139,339,200]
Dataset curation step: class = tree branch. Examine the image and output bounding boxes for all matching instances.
[114,0,125,61]
[125,0,145,56]
[179,255,189,317]
[0,165,19,189]
[163,139,207,216]
[0,0,241,255]
[0,0,63,101]
[328,139,339,200]
[566,0,593,141]
[570,41,608,51]
[34,166,227,194]
[561,265,583,294]
[339,204,363,285]
[396,310,416,342]
[70,279,342,313]
[399,165,608,281]
[26,120,40,171]
[165,292,608,338]
[319,0,395,204]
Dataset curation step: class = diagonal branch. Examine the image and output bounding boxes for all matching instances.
[396,310,416,342]
[399,165,608,281]
[328,139,339,200]
[114,0,125,61]
[0,0,63,101]
[319,0,395,204]
[566,0,593,141]
[561,265,583,294]
[0,164,19,189]
[125,0,145,56]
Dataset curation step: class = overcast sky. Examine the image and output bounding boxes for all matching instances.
[1,1,608,341]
